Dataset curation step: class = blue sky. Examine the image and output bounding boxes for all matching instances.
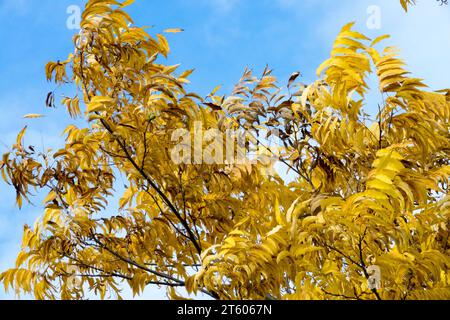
[0,0,449,299]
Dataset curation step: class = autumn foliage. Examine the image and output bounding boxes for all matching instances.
[0,0,449,300]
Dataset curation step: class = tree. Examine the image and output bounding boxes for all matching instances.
[0,0,449,300]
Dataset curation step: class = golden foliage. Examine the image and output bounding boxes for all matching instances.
[400,0,416,11]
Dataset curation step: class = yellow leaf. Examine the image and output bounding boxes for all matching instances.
[121,0,136,7]
[43,191,57,204]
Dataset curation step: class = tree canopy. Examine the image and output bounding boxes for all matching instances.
[0,0,449,300]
